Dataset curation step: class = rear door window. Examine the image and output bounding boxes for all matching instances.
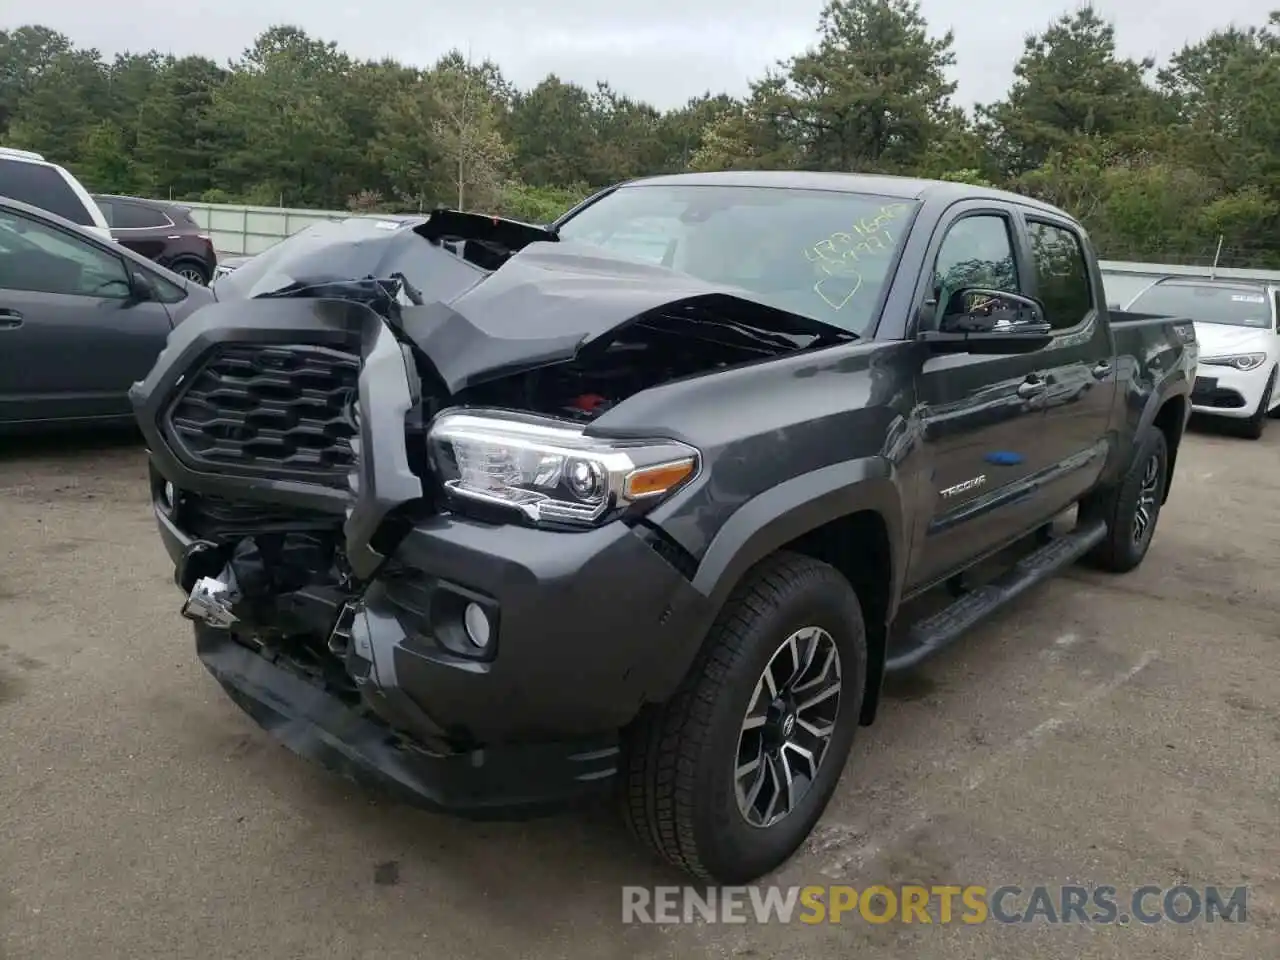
[168,206,200,228]
[0,159,95,226]
[114,201,171,229]
[1026,220,1095,330]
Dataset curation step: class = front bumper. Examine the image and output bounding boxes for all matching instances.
[140,297,717,814]
[192,623,618,817]
[155,494,714,813]
[1190,362,1274,418]
[156,499,714,744]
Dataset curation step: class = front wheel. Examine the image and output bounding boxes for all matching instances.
[1240,367,1276,438]
[621,552,866,883]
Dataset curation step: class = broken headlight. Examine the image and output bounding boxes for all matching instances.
[426,409,699,527]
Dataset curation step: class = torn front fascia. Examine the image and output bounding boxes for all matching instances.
[177,531,354,638]
[182,568,241,628]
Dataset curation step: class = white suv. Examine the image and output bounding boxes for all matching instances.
[1125,276,1280,439]
[0,147,111,241]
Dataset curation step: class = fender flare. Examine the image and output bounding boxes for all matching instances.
[691,457,906,621]
[1132,371,1193,503]
[1135,374,1190,440]
[642,457,906,723]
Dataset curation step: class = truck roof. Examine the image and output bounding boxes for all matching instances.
[623,170,1073,219]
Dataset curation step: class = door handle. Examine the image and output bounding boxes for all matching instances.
[1016,376,1047,399]
[0,309,22,329]
[1091,361,1112,380]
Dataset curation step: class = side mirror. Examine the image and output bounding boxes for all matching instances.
[919,288,1053,355]
[124,267,155,305]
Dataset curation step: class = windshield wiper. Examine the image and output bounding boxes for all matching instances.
[675,314,855,353]
[719,316,858,349]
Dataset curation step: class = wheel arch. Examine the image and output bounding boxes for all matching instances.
[1150,393,1187,505]
[681,458,907,728]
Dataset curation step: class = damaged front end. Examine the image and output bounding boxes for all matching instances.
[129,209,850,815]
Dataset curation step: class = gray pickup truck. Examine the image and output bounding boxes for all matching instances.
[130,172,1197,883]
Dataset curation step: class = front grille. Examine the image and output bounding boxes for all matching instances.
[165,344,359,486]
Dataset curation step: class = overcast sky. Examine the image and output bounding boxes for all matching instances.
[3,0,1273,110]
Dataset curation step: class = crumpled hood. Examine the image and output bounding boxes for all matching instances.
[212,208,849,395]
[400,239,842,393]
[211,214,489,304]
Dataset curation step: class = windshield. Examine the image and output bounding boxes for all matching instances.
[1127,281,1276,328]
[556,184,919,336]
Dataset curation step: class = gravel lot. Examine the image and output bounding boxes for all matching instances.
[1,422,1278,960]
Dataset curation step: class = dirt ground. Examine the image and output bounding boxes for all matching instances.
[1,421,1277,960]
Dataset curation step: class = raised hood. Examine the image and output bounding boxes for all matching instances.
[212,207,853,395]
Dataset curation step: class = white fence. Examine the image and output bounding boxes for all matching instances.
[176,201,351,256]
[168,200,1280,298]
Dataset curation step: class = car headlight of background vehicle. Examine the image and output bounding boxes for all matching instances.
[426,409,700,527]
[1200,352,1268,372]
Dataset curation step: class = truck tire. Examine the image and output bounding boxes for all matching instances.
[1082,427,1168,573]
[1240,367,1275,438]
[621,551,867,883]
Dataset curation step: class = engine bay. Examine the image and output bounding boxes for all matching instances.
[458,301,835,422]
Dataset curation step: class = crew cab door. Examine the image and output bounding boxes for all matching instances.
[0,205,174,425]
[905,202,1052,591]
[1016,213,1117,510]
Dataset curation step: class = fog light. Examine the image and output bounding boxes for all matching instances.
[463,602,491,649]
[160,480,176,512]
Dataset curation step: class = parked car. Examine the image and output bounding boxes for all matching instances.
[211,253,252,283]
[0,195,214,431]
[131,172,1196,884]
[92,194,218,286]
[0,147,111,242]
[1123,276,1280,438]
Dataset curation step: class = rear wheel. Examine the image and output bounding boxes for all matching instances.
[1082,427,1168,573]
[173,259,210,285]
[621,552,866,883]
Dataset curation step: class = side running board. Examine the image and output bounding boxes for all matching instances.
[885,519,1107,673]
